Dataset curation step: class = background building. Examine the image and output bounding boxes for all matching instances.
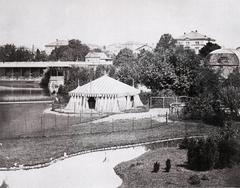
[176,30,215,54]
[45,39,68,54]
[207,48,240,78]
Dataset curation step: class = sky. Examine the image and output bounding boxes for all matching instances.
[0,0,240,50]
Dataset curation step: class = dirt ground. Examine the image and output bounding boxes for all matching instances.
[114,147,240,188]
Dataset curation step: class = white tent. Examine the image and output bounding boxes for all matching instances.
[65,75,143,113]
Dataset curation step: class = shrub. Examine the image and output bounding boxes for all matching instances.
[187,138,219,171]
[152,162,160,173]
[165,159,171,172]
[188,175,201,185]
[186,125,240,171]
[201,174,209,181]
[179,136,196,150]
[217,139,240,168]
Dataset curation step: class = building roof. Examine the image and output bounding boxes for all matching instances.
[45,39,68,47]
[176,31,215,41]
[69,75,140,97]
[208,48,240,66]
[0,61,112,68]
[85,52,111,60]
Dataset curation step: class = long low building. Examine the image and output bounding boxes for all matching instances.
[0,61,113,81]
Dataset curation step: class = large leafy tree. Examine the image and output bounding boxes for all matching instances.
[137,50,176,92]
[113,48,139,86]
[170,47,201,96]
[48,39,89,61]
[154,34,176,54]
[0,44,34,62]
[199,42,221,58]
[15,47,34,61]
[34,49,47,61]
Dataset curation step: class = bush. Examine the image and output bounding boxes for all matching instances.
[179,136,196,150]
[188,175,201,185]
[165,159,171,172]
[186,126,240,171]
[217,139,240,168]
[187,138,219,171]
[151,162,160,173]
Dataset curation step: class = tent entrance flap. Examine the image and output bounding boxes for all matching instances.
[88,97,96,109]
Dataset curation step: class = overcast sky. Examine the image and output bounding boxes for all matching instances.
[0,0,240,49]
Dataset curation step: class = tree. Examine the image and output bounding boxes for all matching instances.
[113,48,135,67]
[0,44,16,62]
[154,34,176,54]
[113,48,139,86]
[0,44,34,62]
[169,47,201,96]
[15,47,33,61]
[137,50,177,92]
[48,39,89,61]
[199,42,221,58]
[34,49,47,61]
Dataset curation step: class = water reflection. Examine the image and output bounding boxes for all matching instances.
[0,82,50,101]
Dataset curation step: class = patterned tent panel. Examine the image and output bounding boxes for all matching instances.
[69,75,140,97]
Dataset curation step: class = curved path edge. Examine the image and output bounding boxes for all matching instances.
[0,135,206,171]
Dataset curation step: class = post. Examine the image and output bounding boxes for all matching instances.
[163,97,165,108]
[132,118,135,131]
[67,114,70,127]
[112,118,114,132]
[79,111,81,123]
[40,115,43,136]
[150,115,153,128]
[166,112,168,125]
[55,114,57,128]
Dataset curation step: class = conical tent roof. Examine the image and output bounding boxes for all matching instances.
[69,75,140,97]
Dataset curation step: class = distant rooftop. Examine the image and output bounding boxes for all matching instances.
[85,52,111,60]
[176,30,215,41]
[45,39,68,47]
[0,61,112,68]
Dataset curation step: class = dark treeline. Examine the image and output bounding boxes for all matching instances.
[0,39,90,62]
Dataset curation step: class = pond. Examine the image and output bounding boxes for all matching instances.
[0,147,146,188]
[0,81,50,102]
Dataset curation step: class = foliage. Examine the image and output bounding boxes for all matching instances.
[48,39,89,61]
[186,125,240,171]
[187,137,219,171]
[34,49,47,61]
[188,175,201,185]
[113,48,139,86]
[137,50,177,92]
[40,68,51,88]
[136,34,201,96]
[199,42,221,58]
[184,67,240,124]
[94,65,116,79]
[64,66,91,93]
[0,44,34,62]
[152,162,160,173]
[165,159,171,172]
[154,34,176,53]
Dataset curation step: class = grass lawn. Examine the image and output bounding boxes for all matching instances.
[114,147,240,187]
[0,120,217,168]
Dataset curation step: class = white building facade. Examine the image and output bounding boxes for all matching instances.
[176,30,215,54]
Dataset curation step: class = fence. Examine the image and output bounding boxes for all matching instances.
[0,109,209,140]
[150,96,191,108]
